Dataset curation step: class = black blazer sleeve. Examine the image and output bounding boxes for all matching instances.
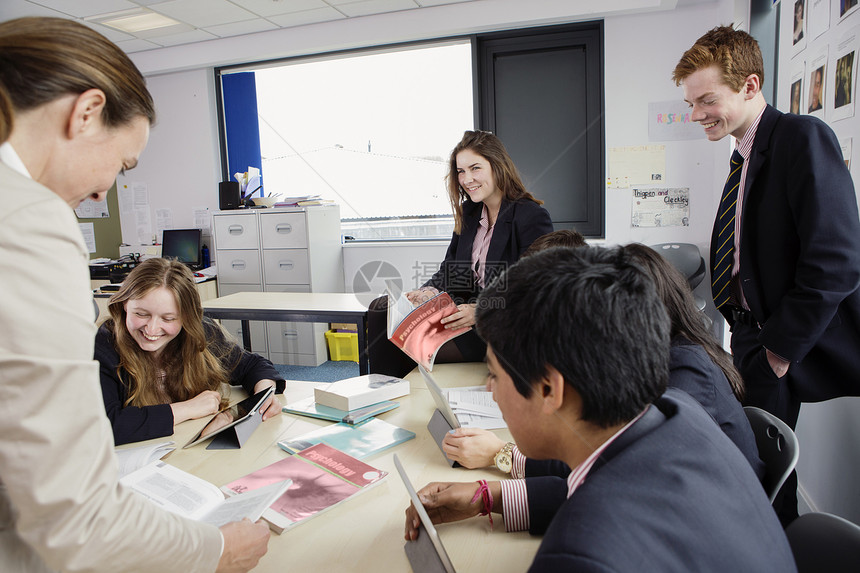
[205,318,286,394]
[523,457,571,535]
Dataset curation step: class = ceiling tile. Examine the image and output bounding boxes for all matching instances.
[334,0,417,18]
[0,0,70,20]
[150,0,257,28]
[113,36,163,52]
[266,6,345,28]
[29,0,137,18]
[228,0,328,18]
[149,27,218,46]
[204,17,278,38]
[83,20,135,42]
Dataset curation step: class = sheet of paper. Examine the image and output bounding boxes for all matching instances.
[608,145,666,188]
[78,223,96,253]
[75,198,110,219]
[204,479,292,527]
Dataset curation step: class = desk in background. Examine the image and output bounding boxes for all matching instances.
[202,291,370,375]
[126,363,539,572]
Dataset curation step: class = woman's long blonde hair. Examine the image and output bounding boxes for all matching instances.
[107,258,230,407]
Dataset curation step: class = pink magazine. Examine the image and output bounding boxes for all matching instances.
[222,443,386,533]
[388,291,470,371]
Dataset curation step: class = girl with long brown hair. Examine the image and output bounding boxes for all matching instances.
[95,258,284,445]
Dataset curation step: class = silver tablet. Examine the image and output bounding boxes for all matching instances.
[419,365,460,430]
[183,385,274,448]
[394,454,457,573]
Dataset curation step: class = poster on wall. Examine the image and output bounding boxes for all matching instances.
[809,0,831,40]
[631,188,690,228]
[648,100,705,141]
[832,26,858,121]
[807,48,828,117]
[792,0,808,54]
[840,0,859,21]
[607,145,666,189]
[790,57,806,114]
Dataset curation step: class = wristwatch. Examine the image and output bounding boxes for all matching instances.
[493,442,515,474]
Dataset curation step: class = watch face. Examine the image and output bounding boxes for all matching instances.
[495,453,512,473]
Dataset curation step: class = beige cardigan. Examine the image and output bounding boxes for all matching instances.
[0,161,222,572]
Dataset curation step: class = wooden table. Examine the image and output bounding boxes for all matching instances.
[126,363,539,572]
[202,291,370,374]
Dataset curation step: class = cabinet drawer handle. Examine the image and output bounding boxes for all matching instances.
[228,225,244,235]
[231,261,246,270]
[282,331,299,338]
[278,261,294,270]
[275,223,292,234]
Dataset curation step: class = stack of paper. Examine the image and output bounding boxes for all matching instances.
[445,386,506,429]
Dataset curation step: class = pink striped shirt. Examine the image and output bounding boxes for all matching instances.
[471,204,496,288]
[731,106,766,309]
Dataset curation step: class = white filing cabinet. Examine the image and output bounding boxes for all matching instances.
[213,205,343,366]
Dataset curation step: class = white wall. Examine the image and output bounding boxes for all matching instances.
[774,1,860,524]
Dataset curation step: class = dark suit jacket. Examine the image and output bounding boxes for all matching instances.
[713,104,860,402]
[424,197,553,303]
[528,390,795,573]
[523,341,765,534]
[95,318,285,445]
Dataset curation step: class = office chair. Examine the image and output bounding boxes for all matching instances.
[743,406,800,503]
[785,512,860,573]
[649,243,707,311]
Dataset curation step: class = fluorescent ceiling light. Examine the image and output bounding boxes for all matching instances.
[95,11,181,34]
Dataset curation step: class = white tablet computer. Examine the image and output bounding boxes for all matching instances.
[394,454,456,573]
[183,386,274,449]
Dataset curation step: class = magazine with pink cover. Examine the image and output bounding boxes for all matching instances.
[222,443,387,533]
[387,291,470,371]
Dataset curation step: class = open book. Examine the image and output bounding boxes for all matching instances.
[121,461,291,528]
[222,443,387,534]
[387,291,469,371]
[115,440,176,478]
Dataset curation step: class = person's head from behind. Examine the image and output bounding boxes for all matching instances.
[0,17,155,207]
[620,243,745,400]
[475,246,670,460]
[109,258,203,360]
[672,26,764,141]
[522,229,587,257]
[446,130,541,232]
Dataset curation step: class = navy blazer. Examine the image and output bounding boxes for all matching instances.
[528,390,796,572]
[714,104,860,402]
[424,197,553,303]
[523,339,765,534]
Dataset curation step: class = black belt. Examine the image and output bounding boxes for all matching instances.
[729,306,759,328]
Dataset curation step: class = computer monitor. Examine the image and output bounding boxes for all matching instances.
[161,229,202,269]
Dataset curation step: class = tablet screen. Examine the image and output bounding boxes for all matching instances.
[183,386,274,448]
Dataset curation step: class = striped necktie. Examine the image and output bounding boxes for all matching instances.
[712,149,744,309]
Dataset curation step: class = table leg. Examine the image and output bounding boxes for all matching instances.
[356,314,369,375]
[241,319,252,352]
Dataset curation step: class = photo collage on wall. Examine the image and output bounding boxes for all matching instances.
[789,0,858,170]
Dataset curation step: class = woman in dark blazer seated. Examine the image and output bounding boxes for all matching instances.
[95,258,285,445]
[368,130,553,376]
